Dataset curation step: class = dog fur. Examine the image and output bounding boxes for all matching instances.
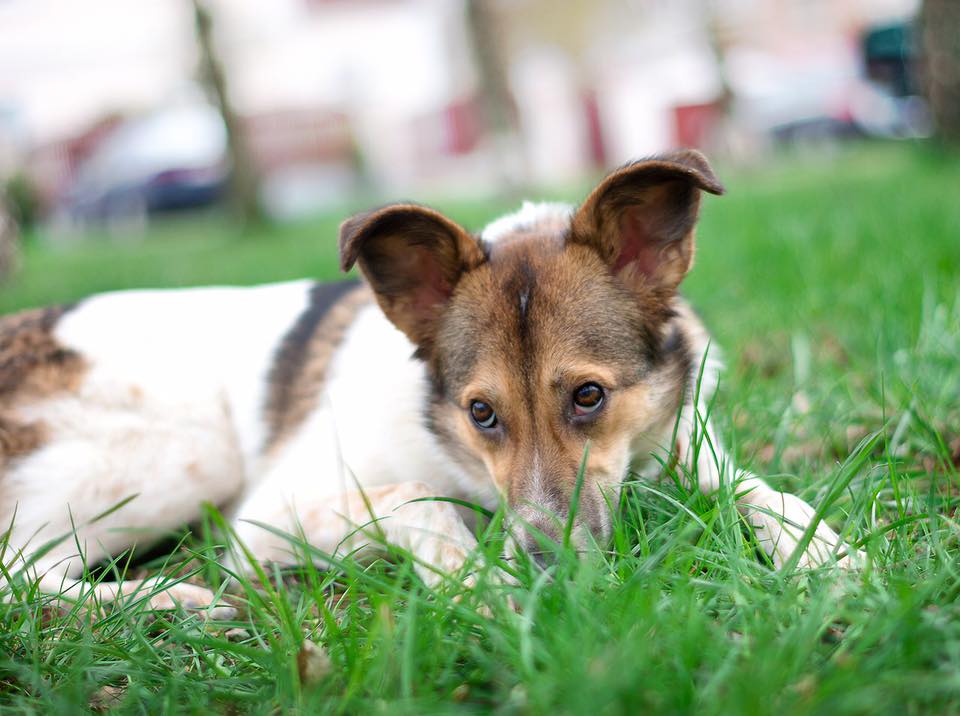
[0,151,858,615]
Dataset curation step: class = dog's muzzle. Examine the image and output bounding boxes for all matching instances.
[508,508,605,569]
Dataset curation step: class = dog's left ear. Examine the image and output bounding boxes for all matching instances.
[339,203,485,351]
[570,150,724,298]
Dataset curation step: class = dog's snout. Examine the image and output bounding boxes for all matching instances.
[513,516,563,567]
[523,516,561,544]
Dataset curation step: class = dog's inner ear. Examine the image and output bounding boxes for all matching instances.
[570,149,724,299]
[339,204,485,351]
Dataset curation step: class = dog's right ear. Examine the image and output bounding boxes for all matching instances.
[339,204,485,351]
[569,150,724,309]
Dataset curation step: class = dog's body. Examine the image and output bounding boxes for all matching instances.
[0,152,856,614]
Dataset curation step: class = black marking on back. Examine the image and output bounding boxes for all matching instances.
[265,280,359,431]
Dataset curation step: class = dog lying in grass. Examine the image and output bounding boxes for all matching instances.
[0,151,859,615]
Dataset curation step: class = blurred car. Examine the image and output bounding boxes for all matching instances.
[59,104,228,229]
[725,20,928,150]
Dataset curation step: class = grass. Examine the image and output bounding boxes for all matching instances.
[1,142,959,714]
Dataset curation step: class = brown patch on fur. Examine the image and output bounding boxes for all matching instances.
[0,416,46,458]
[0,305,83,399]
[264,283,372,451]
[0,304,84,459]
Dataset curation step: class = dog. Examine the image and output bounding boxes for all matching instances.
[0,151,859,616]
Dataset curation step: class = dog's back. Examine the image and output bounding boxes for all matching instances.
[0,277,481,590]
[0,282,318,578]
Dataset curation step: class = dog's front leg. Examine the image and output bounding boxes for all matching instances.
[228,481,483,589]
[674,411,860,569]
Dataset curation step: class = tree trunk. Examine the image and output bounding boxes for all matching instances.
[920,0,960,144]
[464,0,524,190]
[0,195,21,281]
[191,0,264,227]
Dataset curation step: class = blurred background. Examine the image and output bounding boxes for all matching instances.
[0,0,955,299]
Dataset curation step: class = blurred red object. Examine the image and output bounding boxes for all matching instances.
[673,102,721,148]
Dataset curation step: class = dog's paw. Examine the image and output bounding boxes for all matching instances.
[746,491,864,572]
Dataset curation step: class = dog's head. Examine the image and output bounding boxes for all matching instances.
[340,151,723,559]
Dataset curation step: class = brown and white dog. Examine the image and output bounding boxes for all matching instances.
[0,151,858,615]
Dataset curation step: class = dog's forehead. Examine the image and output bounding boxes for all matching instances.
[435,221,652,397]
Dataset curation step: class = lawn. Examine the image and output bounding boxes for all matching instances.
[1,142,958,715]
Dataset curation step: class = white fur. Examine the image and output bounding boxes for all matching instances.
[480,201,574,244]
[229,303,499,543]
[323,305,497,502]
[54,281,313,466]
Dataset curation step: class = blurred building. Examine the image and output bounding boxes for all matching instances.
[0,0,923,225]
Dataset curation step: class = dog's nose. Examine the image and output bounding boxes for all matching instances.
[518,521,561,569]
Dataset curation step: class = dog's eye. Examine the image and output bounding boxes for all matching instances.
[573,383,604,415]
[470,400,498,429]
